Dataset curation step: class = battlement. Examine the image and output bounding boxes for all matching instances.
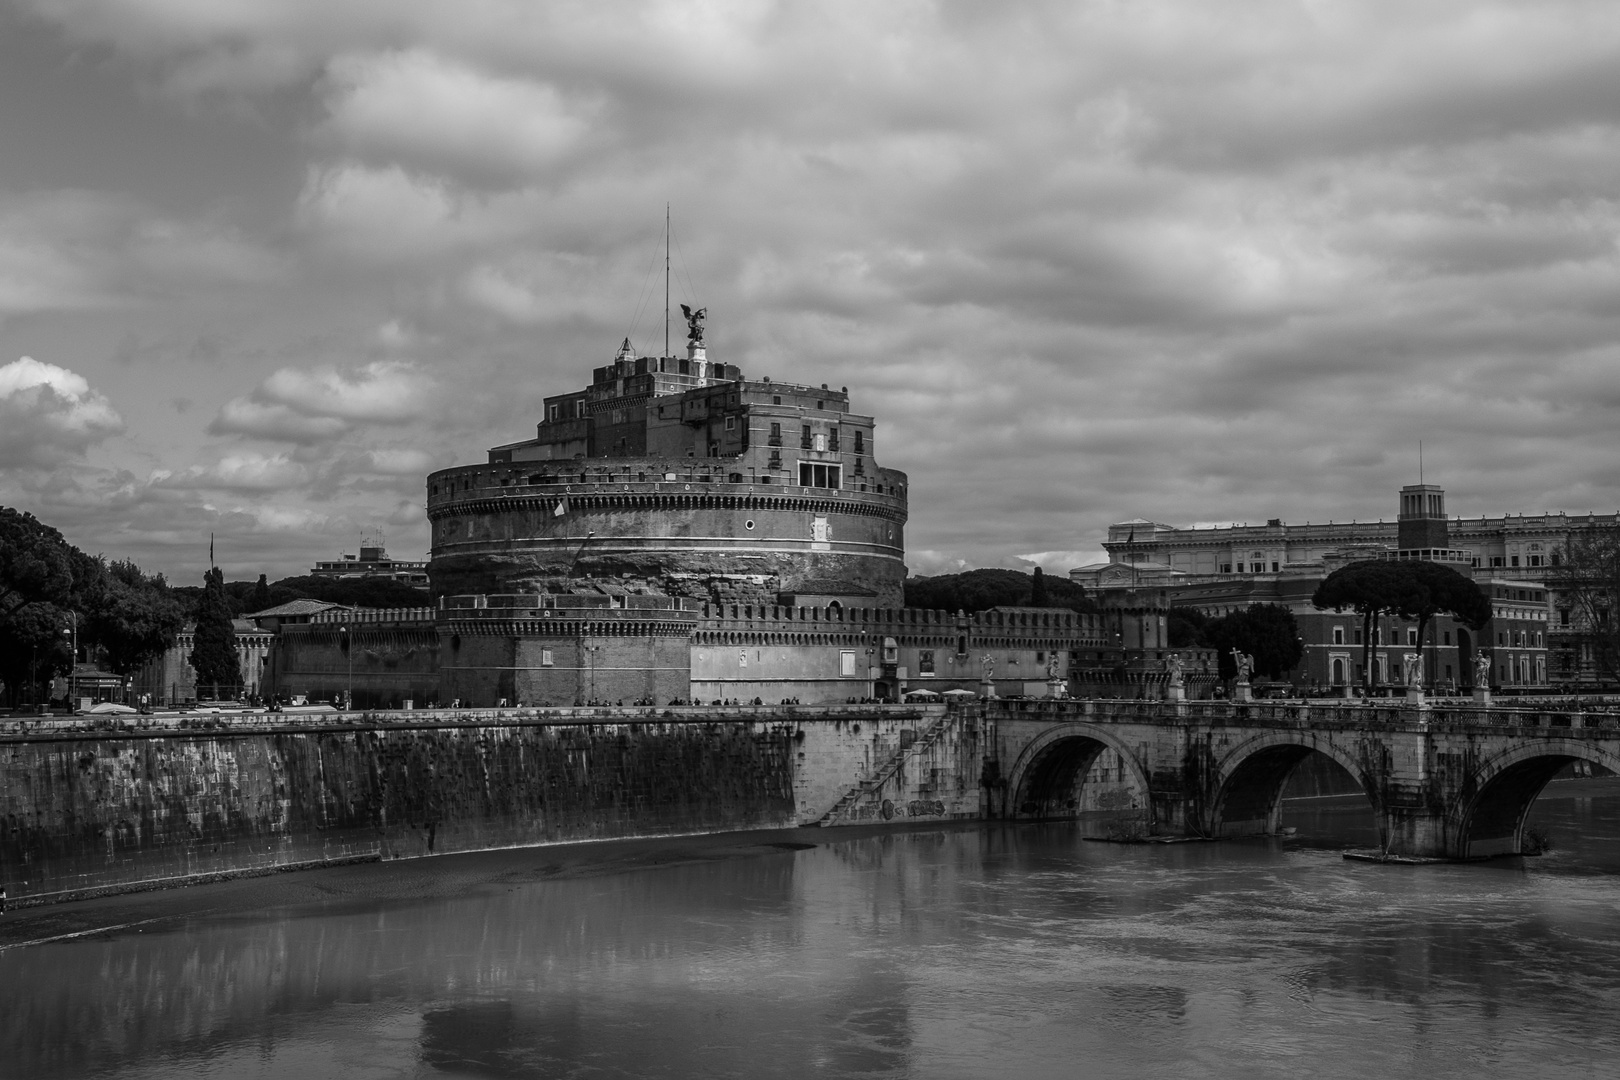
[427,458,907,516]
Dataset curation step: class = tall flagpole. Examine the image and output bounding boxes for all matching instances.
[664,204,670,358]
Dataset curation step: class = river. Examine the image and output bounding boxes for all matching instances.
[2,779,1618,1079]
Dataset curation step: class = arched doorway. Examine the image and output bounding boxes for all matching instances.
[1331,657,1346,686]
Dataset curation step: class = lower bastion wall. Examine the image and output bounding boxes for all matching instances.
[0,705,976,905]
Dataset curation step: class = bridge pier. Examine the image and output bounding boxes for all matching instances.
[1380,803,1453,859]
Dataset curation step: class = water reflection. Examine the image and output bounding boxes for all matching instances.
[2,785,1619,1079]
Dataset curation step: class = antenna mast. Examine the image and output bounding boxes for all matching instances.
[664,204,670,358]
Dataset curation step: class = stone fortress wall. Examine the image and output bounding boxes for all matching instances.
[426,458,907,607]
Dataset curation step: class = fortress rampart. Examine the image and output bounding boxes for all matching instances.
[427,459,908,605]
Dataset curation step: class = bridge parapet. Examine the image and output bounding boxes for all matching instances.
[974,697,1620,733]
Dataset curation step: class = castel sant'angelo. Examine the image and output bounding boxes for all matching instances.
[426,306,909,608]
[268,309,1122,707]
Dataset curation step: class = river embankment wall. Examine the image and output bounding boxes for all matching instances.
[0,704,966,906]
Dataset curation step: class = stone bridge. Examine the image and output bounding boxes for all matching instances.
[985,698,1620,859]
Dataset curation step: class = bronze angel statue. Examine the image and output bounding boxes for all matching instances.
[680,304,706,345]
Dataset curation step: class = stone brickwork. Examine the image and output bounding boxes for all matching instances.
[0,711,800,905]
[426,464,908,607]
[991,698,1620,858]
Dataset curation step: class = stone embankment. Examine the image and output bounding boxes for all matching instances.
[0,703,976,907]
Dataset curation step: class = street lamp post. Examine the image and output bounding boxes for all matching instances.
[340,624,353,709]
[62,610,77,708]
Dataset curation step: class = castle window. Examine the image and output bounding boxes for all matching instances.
[919,650,935,675]
[769,422,782,445]
[541,649,553,667]
[840,651,857,677]
[854,431,864,454]
[769,451,782,469]
[575,400,586,417]
[724,415,736,430]
[801,425,812,449]
[854,458,865,476]
[548,403,561,422]
[799,463,841,488]
[1333,626,1344,645]
[828,426,839,451]
[773,395,781,405]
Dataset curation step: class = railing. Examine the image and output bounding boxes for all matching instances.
[0,702,944,739]
[976,696,1620,732]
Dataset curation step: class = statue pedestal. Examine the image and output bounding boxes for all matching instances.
[1340,684,1355,699]
[1472,687,1491,707]
[1048,678,1068,700]
[980,678,997,699]
[1233,680,1253,703]
[1165,683,1185,702]
[1406,685,1425,705]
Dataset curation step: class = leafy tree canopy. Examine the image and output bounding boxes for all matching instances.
[1198,604,1304,681]
[84,559,185,675]
[0,507,78,619]
[1312,559,1489,689]
[904,568,1099,615]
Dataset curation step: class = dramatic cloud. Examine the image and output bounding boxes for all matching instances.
[8,1,1620,581]
[0,356,124,466]
[210,361,434,442]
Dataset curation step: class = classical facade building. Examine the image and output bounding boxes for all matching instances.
[1075,484,1553,694]
[309,542,428,589]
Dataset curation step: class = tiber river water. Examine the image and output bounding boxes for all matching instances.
[3,780,1620,1079]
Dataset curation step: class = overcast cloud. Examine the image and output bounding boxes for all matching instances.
[2,1,1620,583]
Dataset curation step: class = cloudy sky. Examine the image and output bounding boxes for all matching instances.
[3,1,1620,585]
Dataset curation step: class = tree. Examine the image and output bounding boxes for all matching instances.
[0,507,76,618]
[904,568,1099,615]
[1312,561,1415,692]
[250,574,272,613]
[1167,606,1209,649]
[1551,524,1620,681]
[189,566,241,698]
[0,601,73,707]
[83,559,185,676]
[1200,604,1304,681]
[1030,566,1048,606]
[1402,561,1492,683]
[1312,559,1489,691]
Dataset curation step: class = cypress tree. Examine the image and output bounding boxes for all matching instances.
[190,566,240,699]
[250,573,271,613]
[1030,566,1048,606]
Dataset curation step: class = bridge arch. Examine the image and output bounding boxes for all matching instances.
[1207,733,1379,840]
[1451,739,1620,859]
[1005,723,1154,828]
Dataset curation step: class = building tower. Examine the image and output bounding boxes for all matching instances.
[1397,483,1450,554]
